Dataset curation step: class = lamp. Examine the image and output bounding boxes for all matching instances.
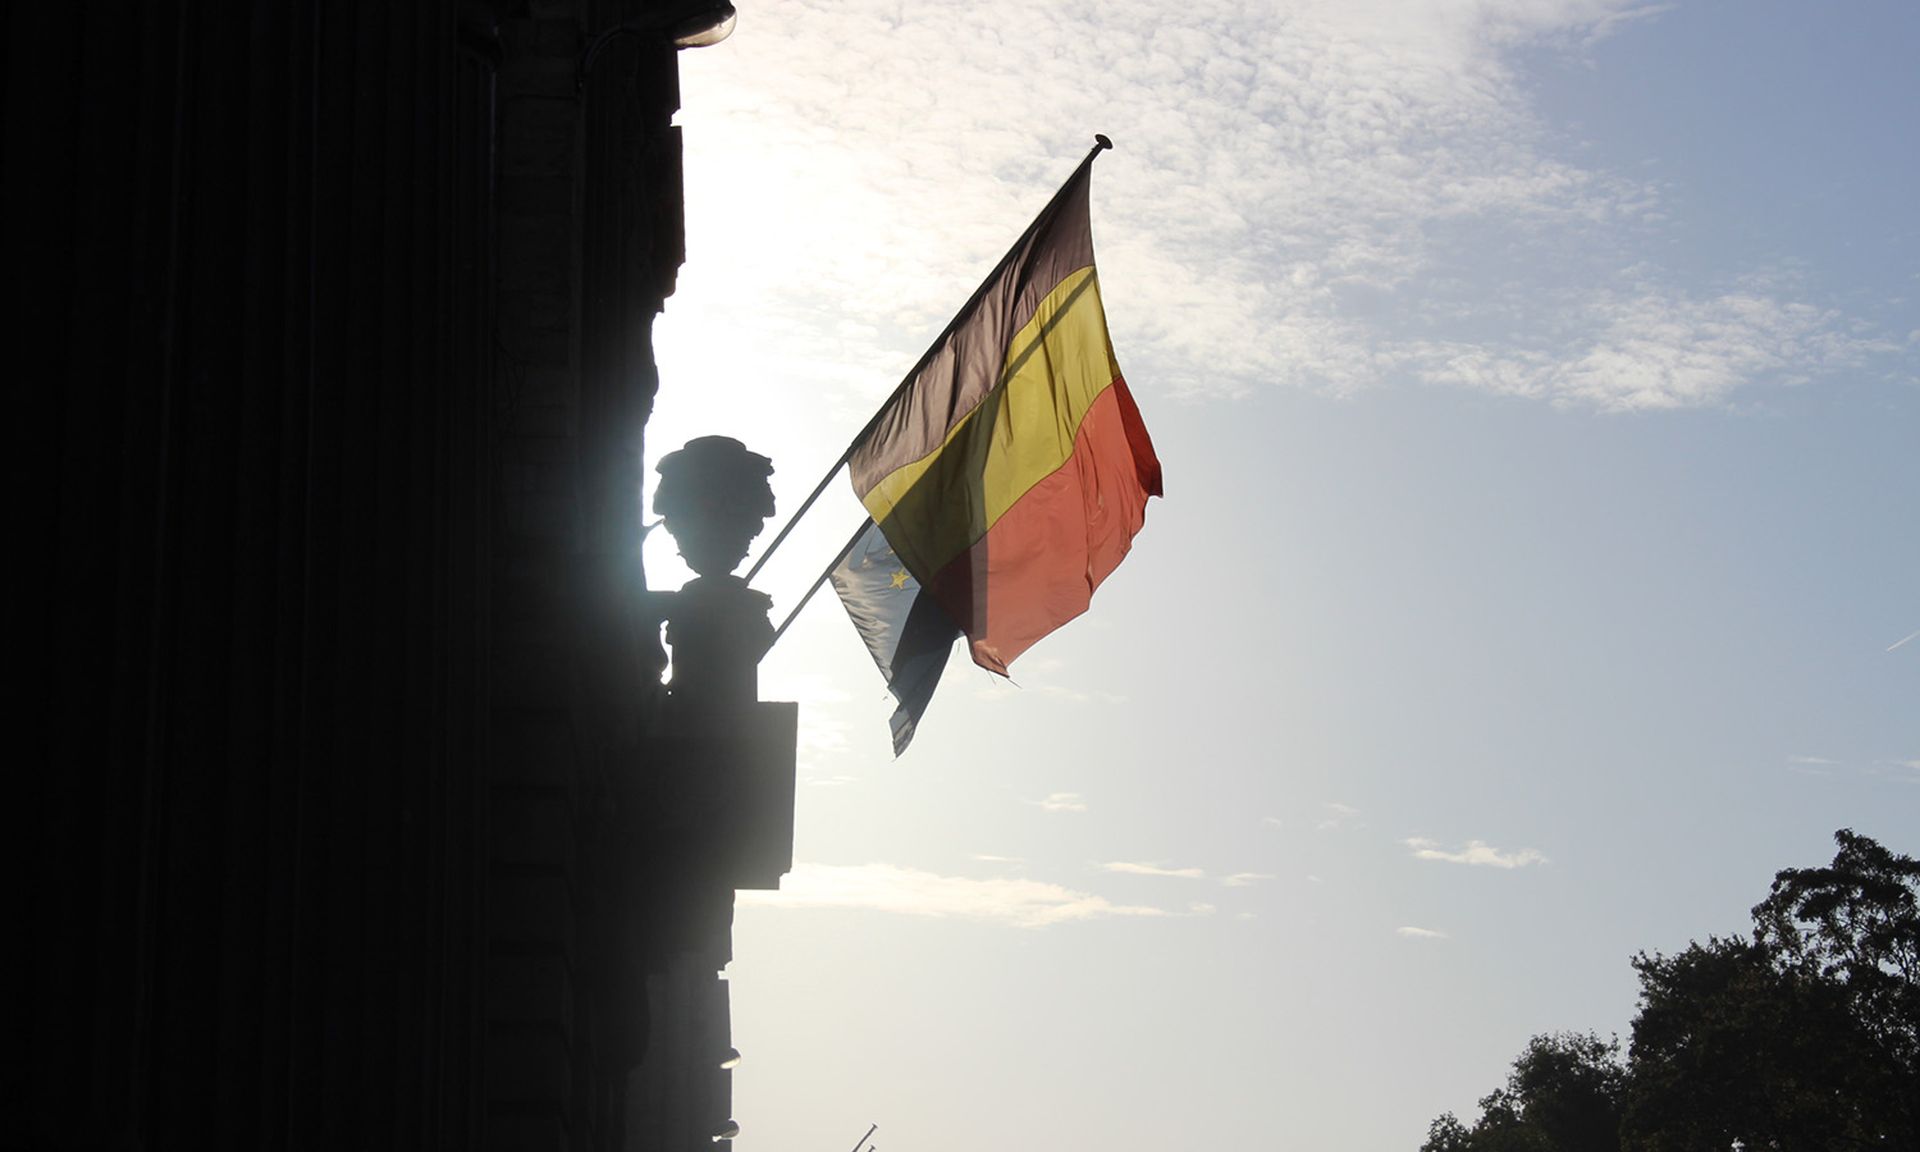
[671,3,736,47]
[578,2,738,89]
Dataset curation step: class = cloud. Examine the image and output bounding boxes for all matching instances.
[1397,926,1449,939]
[1793,757,1919,784]
[668,0,1904,420]
[1031,792,1087,813]
[1887,630,1919,653]
[1869,759,1919,785]
[777,671,856,767]
[1262,816,1284,829]
[1189,903,1219,917]
[1408,284,1897,411]
[1317,802,1365,832]
[1221,873,1276,888]
[805,774,860,788]
[1405,837,1548,868]
[739,863,1168,928]
[1103,861,1208,880]
[972,854,1025,865]
[797,720,851,767]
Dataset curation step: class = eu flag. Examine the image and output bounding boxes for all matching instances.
[829,520,961,754]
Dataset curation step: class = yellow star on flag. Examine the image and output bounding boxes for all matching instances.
[889,568,911,590]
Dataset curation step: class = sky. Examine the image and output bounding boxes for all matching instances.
[640,2,1919,1148]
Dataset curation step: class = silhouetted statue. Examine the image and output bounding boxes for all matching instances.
[642,435,796,892]
[653,436,775,711]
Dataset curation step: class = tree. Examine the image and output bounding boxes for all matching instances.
[1752,828,1920,1079]
[1421,831,1918,1152]
[1418,1033,1625,1152]
[1423,1113,1476,1152]
[1627,830,1919,1150]
[1625,935,1885,1151]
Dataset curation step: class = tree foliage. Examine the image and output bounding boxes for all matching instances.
[1422,831,1918,1152]
[1626,936,1891,1150]
[1420,1033,1625,1152]
[1752,828,1920,1075]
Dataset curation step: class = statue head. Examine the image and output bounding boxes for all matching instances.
[653,436,776,578]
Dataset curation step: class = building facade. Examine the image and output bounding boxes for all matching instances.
[12,3,781,1148]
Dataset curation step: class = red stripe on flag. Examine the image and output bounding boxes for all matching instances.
[927,379,1160,674]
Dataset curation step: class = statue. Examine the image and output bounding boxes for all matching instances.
[643,434,795,892]
[652,436,776,711]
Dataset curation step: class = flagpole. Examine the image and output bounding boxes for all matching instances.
[740,134,1113,588]
[760,516,875,658]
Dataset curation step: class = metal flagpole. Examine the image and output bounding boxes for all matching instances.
[740,135,1113,588]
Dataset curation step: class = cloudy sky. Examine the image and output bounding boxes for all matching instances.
[642,1,1917,1148]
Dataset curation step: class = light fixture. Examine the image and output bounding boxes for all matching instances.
[712,1119,741,1142]
[577,2,738,89]
[671,3,736,48]
[718,1047,742,1070]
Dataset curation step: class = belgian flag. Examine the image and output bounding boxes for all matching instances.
[833,147,1162,750]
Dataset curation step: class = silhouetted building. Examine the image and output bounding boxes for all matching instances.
[12,3,788,1149]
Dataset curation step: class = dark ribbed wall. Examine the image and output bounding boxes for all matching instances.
[10,2,715,1149]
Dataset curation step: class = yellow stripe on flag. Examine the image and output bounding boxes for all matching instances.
[860,266,1120,579]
